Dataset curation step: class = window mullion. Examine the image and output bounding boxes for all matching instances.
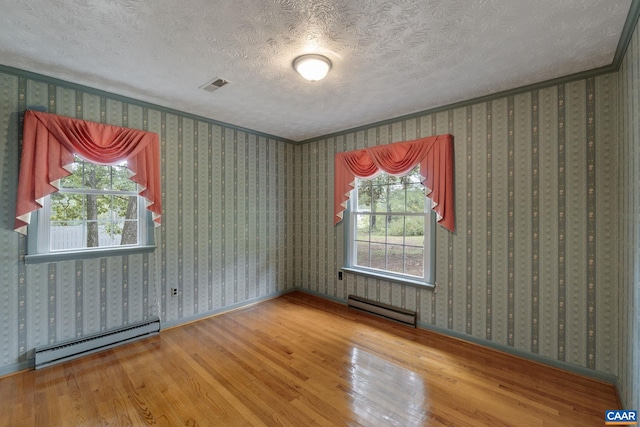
[384,181,389,271]
[403,215,407,275]
[367,214,372,268]
[58,188,137,196]
[353,210,424,217]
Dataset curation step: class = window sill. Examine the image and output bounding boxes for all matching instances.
[25,245,157,264]
[341,267,435,290]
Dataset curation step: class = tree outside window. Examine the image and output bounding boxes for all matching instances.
[46,156,142,251]
[347,165,435,285]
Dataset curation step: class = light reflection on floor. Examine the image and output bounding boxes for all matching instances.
[348,346,428,426]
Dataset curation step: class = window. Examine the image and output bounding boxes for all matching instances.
[26,156,153,262]
[344,165,435,287]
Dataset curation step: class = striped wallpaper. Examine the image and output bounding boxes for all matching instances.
[295,76,619,376]
[617,11,640,411]
[0,25,638,410]
[0,72,295,373]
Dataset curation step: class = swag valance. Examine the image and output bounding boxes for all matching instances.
[334,134,455,232]
[14,110,162,234]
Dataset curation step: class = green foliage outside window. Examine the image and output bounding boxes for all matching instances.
[50,156,139,248]
[352,166,429,278]
[355,166,425,236]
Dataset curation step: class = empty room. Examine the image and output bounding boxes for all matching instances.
[0,0,639,425]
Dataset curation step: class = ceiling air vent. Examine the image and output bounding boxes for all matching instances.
[200,77,229,93]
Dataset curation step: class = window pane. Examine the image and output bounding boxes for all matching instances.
[372,173,388,186]
[121,219,139,245]
[356,241,370,268]
[50,192,84,223]
[370,213,389,235]
[97,221,125,246]
[356,180,372,211]
[113,164,136,192]
[83,163,113,190]
[113,195,137,220]
[369,243,386,270]
[406,184,425,212]
[368,214,388,243]
[405,247,424,277]
[405,167,422,184]
[407,216,425,237]
[386,244,404,275]
[355,213,372,236]
[370,227,386,243]
[373,184,389,213]
[95,195,112,220]
[119,195,139,246]
[59,160,83,189]
[99,165,113,190]
[50,221,83,250]
[389,183,406,211]
[85,220,100,247]
[388,215,405,238]
[82,162,96,189]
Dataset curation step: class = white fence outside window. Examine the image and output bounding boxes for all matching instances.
[50,225,121,250]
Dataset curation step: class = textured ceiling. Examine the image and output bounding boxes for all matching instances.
[0,0,633,141]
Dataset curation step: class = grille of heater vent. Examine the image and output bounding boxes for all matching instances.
[34,317,160,369]
[347,295,417,327]
[200,78,229,92]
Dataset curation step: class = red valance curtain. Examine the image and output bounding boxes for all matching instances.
[334,134,455,232]
[14,110,162,234]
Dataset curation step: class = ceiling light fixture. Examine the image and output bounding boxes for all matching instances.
[293,54,332,82]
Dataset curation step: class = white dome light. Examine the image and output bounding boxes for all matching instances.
[293,54,332,82]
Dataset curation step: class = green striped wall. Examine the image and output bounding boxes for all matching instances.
[0,71,295,373]
[618,11,640,410]
[0,53,633,401]
[296,75,620,375]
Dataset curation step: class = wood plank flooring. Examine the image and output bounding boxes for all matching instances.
[0,291,620,426]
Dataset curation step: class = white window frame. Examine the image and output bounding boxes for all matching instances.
[25,160,156,264]
[342,171,436,289]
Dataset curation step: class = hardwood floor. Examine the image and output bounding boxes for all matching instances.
[1,291,620,426]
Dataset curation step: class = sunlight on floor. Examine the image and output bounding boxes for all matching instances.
[349,347,428,426]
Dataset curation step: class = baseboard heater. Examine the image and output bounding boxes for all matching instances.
[347,295,416,327]
[34,317,161,370]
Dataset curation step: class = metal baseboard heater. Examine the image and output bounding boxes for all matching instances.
[347,295,416,327]
[35,317,161,369]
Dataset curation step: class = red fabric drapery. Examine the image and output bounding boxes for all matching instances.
[14,110,162,234]
[334,134,455,232]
